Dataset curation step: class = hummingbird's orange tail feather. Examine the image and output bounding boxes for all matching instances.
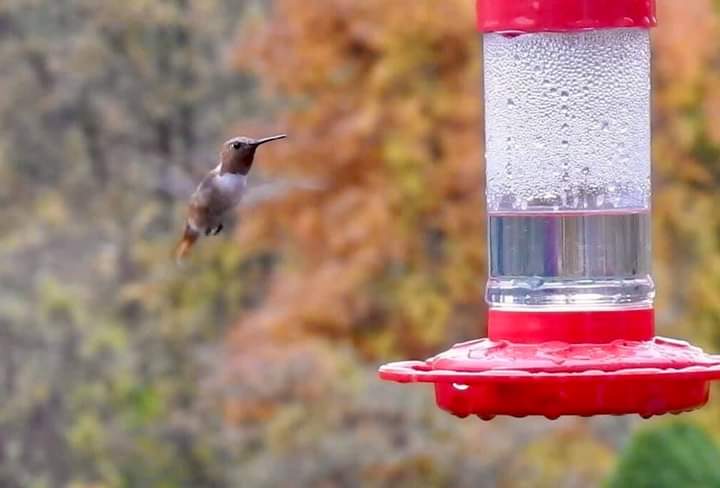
[175,225,199,263]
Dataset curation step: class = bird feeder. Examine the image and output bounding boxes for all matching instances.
[379,0,720,419]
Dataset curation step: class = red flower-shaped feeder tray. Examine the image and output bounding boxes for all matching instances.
[379,310,720,419]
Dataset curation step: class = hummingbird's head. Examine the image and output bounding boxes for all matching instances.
[220,134,287,175]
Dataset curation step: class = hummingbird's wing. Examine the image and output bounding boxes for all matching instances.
[189,171,217,206]
[241,178,325,207]
[190,166,220,205]
[185,168,225,231]
[156,165,209,199]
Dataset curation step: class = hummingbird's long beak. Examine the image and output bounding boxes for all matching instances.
[254,134,287,146]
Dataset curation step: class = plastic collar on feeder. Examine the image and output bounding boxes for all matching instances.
[381,311,720,419]
[378,0,720,419]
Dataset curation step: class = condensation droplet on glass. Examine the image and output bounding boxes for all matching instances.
[572,194,582,209]
[528,276,544,289]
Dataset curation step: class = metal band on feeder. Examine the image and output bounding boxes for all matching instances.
[379,0,720,419]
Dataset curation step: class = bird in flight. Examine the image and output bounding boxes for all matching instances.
[175,134,287,262]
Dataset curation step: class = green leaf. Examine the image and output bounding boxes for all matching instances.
[607,422,720,488]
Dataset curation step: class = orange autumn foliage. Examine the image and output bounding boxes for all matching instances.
[229,0,486,363]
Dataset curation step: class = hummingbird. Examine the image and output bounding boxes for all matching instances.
[175,134,287,262]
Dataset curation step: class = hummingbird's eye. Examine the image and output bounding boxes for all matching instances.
[232,142,242,150]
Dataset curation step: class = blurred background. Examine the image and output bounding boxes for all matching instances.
[1,0,720,486]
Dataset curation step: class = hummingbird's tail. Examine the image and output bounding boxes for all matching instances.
[175,224,199,264]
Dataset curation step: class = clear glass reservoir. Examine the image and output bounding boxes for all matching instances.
[484,28,654,310]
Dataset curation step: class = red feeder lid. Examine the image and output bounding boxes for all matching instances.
[477,0,657,33]
[379,310,720,419]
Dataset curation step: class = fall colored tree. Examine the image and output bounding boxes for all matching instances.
[230,0,486,361]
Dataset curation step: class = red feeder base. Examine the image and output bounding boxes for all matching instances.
[379,310,720,419]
